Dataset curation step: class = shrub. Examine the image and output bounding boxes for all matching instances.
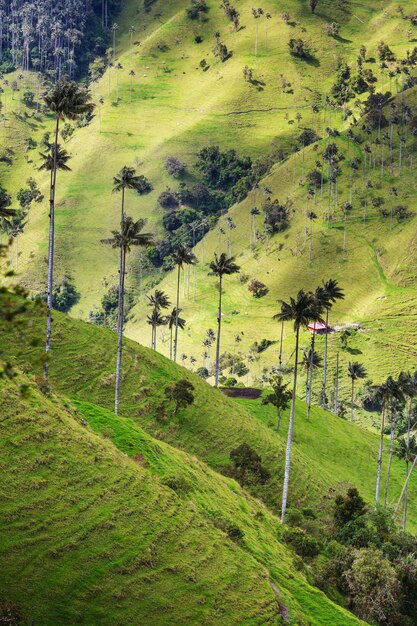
[44,277,80,313]
[158,188,180,209]
[165,156,187,177]
[377,41,395,62]
[230,443,270,485]
[288,38,310,58]
[265,199,290,233]
[164,379,195,415]
[234,362,249,377]
[251,338,275,353]
[22,90,35,107]
[346,548,400,624]
[324,22,340,37]
[282,527,320,558]
[334,487,367,530]
[248,279,269,298]
[299,128,319,146]
[187,0,209,20]
[163,474,192,494]
[308,169,322,188]
[136,175,152,194]
[60,123,74,142]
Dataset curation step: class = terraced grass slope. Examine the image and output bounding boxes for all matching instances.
[1,371,366,625]
[2,297,416,533]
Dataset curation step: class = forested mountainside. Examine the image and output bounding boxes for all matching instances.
[0,0,121,77]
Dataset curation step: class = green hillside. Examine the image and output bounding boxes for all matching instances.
[2,1,417,623]
[127,87,417,412]
[1,369,366,625]
[2,296,416,532]
[1,0,416,412]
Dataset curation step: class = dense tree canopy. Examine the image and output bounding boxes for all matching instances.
[0,0,120,77]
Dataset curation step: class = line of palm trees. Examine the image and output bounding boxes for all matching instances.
[374,371,417,531]
[274,281,417,527]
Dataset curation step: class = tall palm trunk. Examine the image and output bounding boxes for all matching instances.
[384,408,396,507]
[169,326,173,360]
[278,319,284,370]
[44,115,60,379]
[173,264,181,362]
[306,333,316,420]
[350,378,355,422]
[395,453,417,514]
[403,399,412,529]
[334,352,339,414]
[214,275,223,387]
[281,326,300,523]
[121,187,125,223]
[114,245,126,415]
[276,322,285,430]
[375,405,386,506]
[321,309,329,408]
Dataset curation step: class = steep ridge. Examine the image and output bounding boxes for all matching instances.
[0,371,363,625]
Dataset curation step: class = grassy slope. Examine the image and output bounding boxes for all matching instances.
[0,1,413,299]
[127,85,417,417]
[2,298,416,533]
[1,0,416,412]
[1,372,366,625]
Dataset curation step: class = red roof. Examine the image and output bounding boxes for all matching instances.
[307,322,329,332]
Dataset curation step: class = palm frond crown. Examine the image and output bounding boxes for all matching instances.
[208,252,240,277]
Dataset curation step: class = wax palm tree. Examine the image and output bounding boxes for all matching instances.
[374,376,398,506]
[382,376,405,507]
[398,370,417,528]
[166,307,185,361]
[347,361,367,422]
[250,206,260,248]
[146,290,170,349]
[111,22,119,61]
[147,309,166,350]
[274,289,324,522]
[2,209,27,269]
[112,165,143,223]
[129,69,135,102]
[305,285,330,420]
[101,217,153,414]
[320,279,345,408]
[172,245,197,362]
[38,144,72,173]
[302,347,322,417]
[115,63,122,102]
[42,81,93,378]
[0,186,14,218]
[208,253,240,386]
[395,434,417,529]
[308,211,317,263]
